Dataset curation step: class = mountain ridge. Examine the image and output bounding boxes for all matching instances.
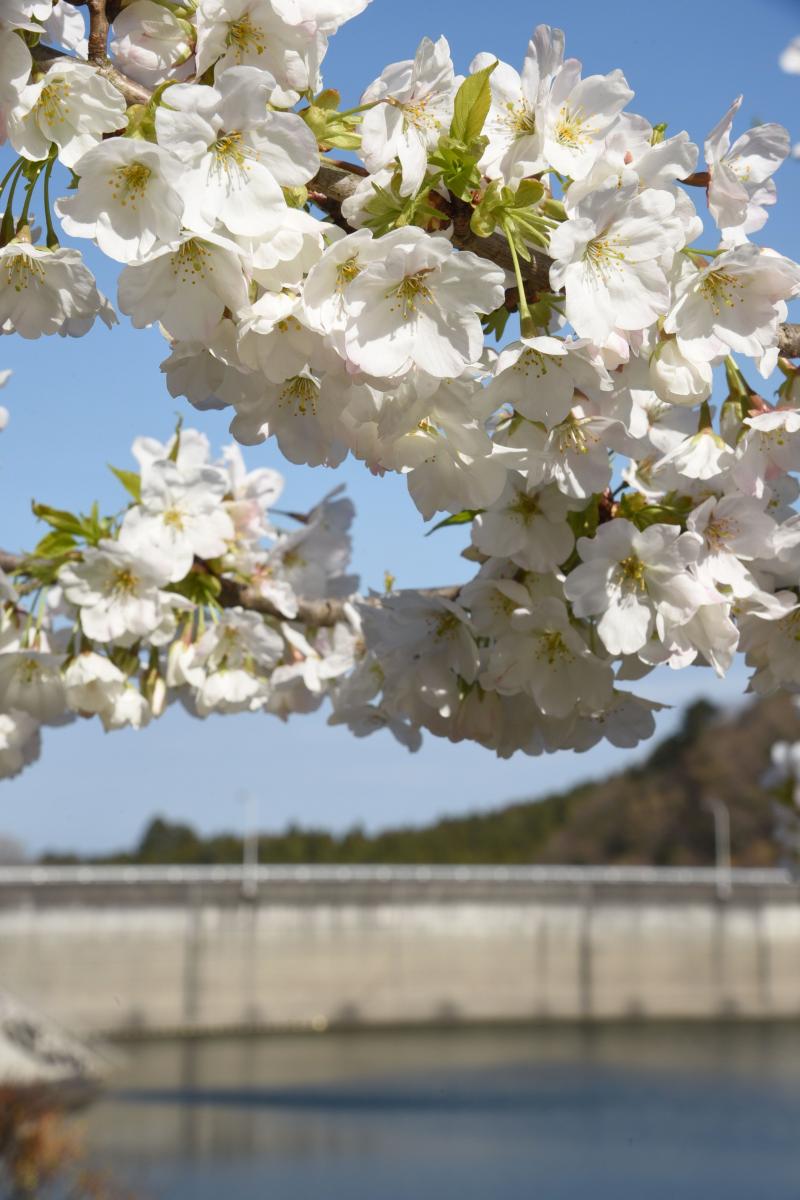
[39,693,799,867]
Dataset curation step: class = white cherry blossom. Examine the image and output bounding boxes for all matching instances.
[62,651,129,717]
[549,182,686,344]
[0,31,32,116]
[57,138,185,263]
[110,0,194,87]
[538,63,633,182]
[665,244,800,366]
[155,67,317,238]
[343,228,505,378]
[0,710,40,780]
[705,96,790,243]
[483,596,614,719]
[470,25,564,183]
[120,459,235,581]
[0,242,114,339]
[360,36,457,196]
[564,519,710,656]
[649,338,713,408]
[0,651,67,723]
[8,60,126,169]
[43,2,88,58]
[472,475,574,572]
[487,336,612,429]
[118,233,250,342]
[195,0,326,103]
[59,542,170,645]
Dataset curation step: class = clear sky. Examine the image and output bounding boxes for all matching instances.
[1,0,799,855]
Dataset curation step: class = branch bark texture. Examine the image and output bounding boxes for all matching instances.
[0,551,461,628]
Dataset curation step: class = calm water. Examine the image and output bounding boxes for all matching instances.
[80,1025,800,1199]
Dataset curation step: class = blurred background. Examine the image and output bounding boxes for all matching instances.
[3,0,800,1197]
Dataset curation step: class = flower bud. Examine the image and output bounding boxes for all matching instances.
[649,339,713,407]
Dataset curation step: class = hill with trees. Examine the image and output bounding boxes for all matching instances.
[41,695,799,868]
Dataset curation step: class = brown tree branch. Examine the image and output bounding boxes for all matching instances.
[312,162,553,294]
[0,552,461,627]
[86,0,109,64]
[217,575,353,625]
[778,324,800,359]
[31,44,152,106]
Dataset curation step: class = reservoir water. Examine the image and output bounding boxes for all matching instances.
[82,1024,800,1199]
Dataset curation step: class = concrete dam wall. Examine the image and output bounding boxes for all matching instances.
[1,866,799,1034]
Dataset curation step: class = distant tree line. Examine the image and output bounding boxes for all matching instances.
[32,696,797,869]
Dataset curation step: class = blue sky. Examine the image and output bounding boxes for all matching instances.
[1,0,799,854]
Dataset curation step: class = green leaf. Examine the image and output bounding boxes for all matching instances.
[31,502,85,536]
[109,465,141,503]
[362,173,446,237]
[33,530,77,558]
[313,88,341,111]
[470,176,551,252]
[617,490,693,531]
[567,497,600,543]
[427,136,486,200]
[451,61,497,145]
[168,414,183,462]
[168,572,222,606]
[300,100,362,151]
[425,509,483,536]
[108,645,142,678]
[482,305,511,341]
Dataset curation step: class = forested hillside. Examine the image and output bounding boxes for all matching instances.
[42,696,799,867]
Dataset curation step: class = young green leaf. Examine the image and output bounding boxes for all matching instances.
[426,509,483,536]
[109,465,142,504]
[31,502,86,537]
[33,530,78,558]
[450,61,497,145]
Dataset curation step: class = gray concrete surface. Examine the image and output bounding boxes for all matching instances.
[1,866,798,1033]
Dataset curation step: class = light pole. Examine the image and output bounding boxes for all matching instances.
[704,796,732,901]
[238,790,259,900]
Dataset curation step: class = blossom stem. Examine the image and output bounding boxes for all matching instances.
[682,246,722,262]
[502,220,535,339]
[0,161,26,246]
[0,158,23,204]
[336,100,379,119]
[42,153,59,249]
[17,162,46,231]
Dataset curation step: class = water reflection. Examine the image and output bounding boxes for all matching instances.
[81,1026,800,1200]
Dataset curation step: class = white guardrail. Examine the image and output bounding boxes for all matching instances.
[0,864,794,887]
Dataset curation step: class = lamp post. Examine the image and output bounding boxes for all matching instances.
[704,796,732,901]
[238,790,259,900]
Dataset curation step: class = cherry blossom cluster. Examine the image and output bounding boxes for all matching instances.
[2,6,800,766]
[0,402,362,779]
